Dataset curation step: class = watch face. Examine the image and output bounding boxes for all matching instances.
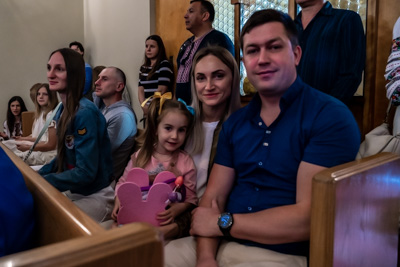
[219,213,233,229]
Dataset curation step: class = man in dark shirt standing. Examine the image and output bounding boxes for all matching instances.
[295,0,365,104]
[176,0,234,104]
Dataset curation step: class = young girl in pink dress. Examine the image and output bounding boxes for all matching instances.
[112,95,197,228]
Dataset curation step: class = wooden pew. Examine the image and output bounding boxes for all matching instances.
[0,142,163,266]
[310,152,400,267]
[21,111,34,137]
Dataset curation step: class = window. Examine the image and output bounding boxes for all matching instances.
[210,0,235,43]
[241,0,288,26]
[329,0,366,30]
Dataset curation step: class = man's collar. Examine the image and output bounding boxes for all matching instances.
[104,97,123,108]
[295,1,333,22]
[280,76,303,109]
[319,1,333,16]
[193,28,214,41]
[246,76,304,116]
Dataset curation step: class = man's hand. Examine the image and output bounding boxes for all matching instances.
[190,200,222,237]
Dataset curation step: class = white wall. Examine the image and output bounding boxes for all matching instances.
[0,0,84,127]
[0,0,152,130]
[84,0,152,125]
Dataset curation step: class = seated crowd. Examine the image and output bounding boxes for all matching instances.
[2,1,384,266]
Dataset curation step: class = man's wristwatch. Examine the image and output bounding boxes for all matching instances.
[218,212,234,237]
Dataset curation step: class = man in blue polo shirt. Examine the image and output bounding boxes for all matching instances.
[165,9,360,267]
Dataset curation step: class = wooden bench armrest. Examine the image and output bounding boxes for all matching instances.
[310,152,400,267]
[0,142,104,245]
[0,223,163,267]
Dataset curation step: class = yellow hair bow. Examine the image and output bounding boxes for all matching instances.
[141,92,172,115]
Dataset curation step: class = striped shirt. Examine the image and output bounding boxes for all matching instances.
[138,60,173,98]
[176,34,207,84]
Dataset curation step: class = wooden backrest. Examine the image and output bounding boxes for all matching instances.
[0,142,164,266]
[0,223,163,267]
[1,142,104,246]
[310,152,400,267]
[21,111,35,137]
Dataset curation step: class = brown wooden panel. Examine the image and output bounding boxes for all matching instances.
[310,152,400,267]
[0,142,163,266]
[21,111,34,137]
[0,223,163,267]
[155,0,192,75]
[0,142,104,246]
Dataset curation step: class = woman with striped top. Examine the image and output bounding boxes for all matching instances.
[138,35,174,121]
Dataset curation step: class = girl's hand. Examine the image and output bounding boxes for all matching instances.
[0,132,7,138]
[15,136,30,141]
[157,208,176,226]
[16,143,30,152]
[111,197,120,221]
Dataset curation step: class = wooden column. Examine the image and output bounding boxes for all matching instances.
[155,0,192,74]
[231,0,242,66]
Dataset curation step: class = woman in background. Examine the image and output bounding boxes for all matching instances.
[39,48,114,222]
[138,35,174,123]
[12,83,58,165]
[1,96,27,140]
[162,46,241,239]
[386,17,400,134]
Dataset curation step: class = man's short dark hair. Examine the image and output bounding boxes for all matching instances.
[190,0,215,23]
[69,41,85,54]
[240,9,298,50]
[112,67,126,88]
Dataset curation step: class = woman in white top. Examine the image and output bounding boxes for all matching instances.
[11,83,58,165]
[0,96,27,140]
[162,46,241,239]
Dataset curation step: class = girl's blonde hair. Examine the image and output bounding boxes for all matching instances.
[135,98,194,172]
[187,46,241,154]
[34,83,58,120]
